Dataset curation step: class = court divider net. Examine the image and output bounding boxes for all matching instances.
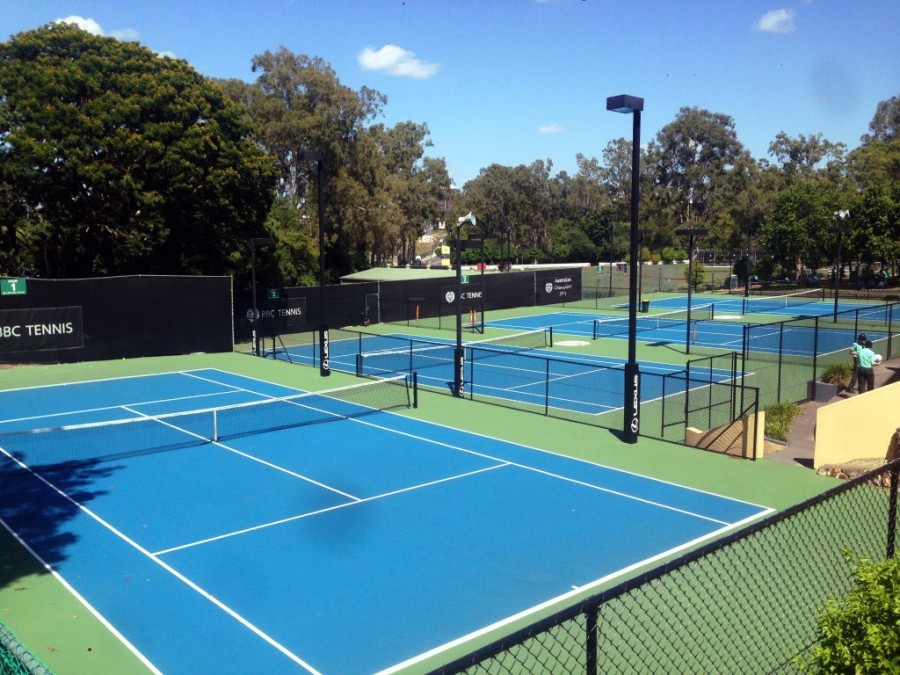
[356,328,551,379]
[0,375,413,473]
[741,288,824,314]
[592,304,714,339]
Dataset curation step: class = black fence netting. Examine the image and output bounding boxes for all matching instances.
[307,328,758,454]
[430,459,900,674]
[742,301,898,409]
[0,275,233,364]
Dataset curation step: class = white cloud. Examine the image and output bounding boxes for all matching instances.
[54,15,104,35]
[53,15,139,42]
[358,44,439,79]
[538,124,564,134]
[109,28,140,42]
[756,9,796,33]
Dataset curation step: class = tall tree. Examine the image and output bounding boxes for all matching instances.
[645,107,749,252]
[0,23,277,278]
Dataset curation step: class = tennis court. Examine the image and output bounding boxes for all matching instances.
[0,368,771,673]
[648,290,891,318]
[485,309,890,358]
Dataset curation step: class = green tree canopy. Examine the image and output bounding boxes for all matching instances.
[0,23,277,278]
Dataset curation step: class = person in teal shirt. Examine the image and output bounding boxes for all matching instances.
[856,339,877,393]
[847,333,866,391]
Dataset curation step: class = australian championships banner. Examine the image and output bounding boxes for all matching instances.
[0,306,84,353]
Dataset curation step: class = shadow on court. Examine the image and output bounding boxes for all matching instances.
[0,462,115,589]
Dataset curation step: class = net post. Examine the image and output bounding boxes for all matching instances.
[355,353,363,378]
[412,372,418,409]
[212,409,219,442]
[592,319,599,340]
[548,326,553,348]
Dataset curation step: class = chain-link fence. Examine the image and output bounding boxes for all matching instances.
[743,301,899,409]
[0,621,52,675]
[271,328,759,453]
[431,458,900,674]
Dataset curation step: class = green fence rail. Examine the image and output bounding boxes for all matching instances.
[0,621,52,675]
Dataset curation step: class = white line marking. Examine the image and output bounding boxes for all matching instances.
[0,448,323,675]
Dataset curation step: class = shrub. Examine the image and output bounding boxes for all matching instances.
[820,361,854,388]
[764,401,802,441]
[796,550,900,673]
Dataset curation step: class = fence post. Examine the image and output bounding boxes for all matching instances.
[888,302,894,359]
[777,322,784,401]
[811,316,820,399]
[585,605,599,675]
[544,359,551,415]
[888,460,898,559]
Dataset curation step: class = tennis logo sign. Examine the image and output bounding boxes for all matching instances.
[320,327,330,376]
[630,372,640,434]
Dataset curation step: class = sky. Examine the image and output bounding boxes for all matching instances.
[2,1,898,187]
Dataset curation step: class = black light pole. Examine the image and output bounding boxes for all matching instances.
[607,94,643,444]
[454,212,476,397]
[675,227,707,354]
[299,151,330,376]
[250,237,274,356]
[832,210,850,322]
[743,223,752,298]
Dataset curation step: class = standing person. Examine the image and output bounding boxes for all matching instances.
[857,339,877,394]
[847,333,866,392]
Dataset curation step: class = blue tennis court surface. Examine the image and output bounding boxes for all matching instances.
[0,369,772,673]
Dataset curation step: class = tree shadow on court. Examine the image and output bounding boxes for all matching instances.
[0,461,116,590]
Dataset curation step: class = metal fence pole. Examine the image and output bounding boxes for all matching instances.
[888,461,898,559]
[586,607,599,675]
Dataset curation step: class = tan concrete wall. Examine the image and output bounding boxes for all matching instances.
[814,381,900,469]
[685,411,765,460]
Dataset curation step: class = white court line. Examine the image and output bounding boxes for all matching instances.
[154,463,509,556]
[119,405,361,502]
[0,446,323,675]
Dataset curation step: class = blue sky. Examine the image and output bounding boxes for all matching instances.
[2,1,898,187]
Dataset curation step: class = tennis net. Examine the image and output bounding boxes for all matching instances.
[742,288,824,315]
[356,328,551,379]
[592,305,714,339]
[0,376,413,472]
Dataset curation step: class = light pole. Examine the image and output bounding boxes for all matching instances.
[675,227,707,354]
[606,94,643,444]
[832,210,850,322]
[249,237,274,356]
[299,151,330,376]
[455,212,476,397]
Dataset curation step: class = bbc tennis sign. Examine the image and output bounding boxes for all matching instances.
[0,306,84,352]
